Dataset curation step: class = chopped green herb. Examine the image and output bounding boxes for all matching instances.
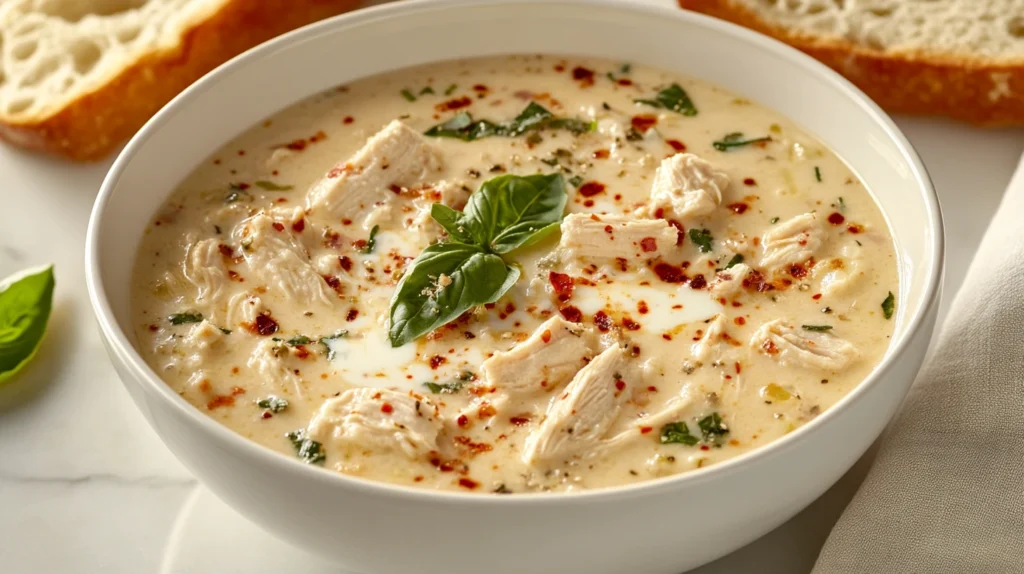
[620,63,632,74]
[444,84,458,95]
[319,330,349,360]
[419,86,435,95]
[882,291,895,320]
[770,217,780,224]
[814,166,822,182]
[423,381,465,394]
[257,396,289,413]
[224,185,251,204]
[689,228,713,253]
[697,412,729,443]
[606,72,617,82]
[837,196,846,212]
[712,132,772,151]
[802,325,833,332]
[168,312,203,325]
[0,266,55,385]
[400,89,417,102]
[634,83,698,116]
[360,225,380,254]
[285,335,312,346]
[724,254,744,269]
[424,102,594,142]
[285,430,326,464]
[525,132,543,147]
[218,327,232,335]
[625,128,643,141]
[253,180,294,191]
[660,422,699,446]
[568,175,585,188]
[494,483,514,494]
[601,102,611,111]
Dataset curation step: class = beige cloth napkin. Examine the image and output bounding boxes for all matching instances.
[813,157,1024,572]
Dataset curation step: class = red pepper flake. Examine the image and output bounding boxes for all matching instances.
[352,239,367,251]
[478,403,497,418]
[578,182,606,197]
[827,212,846,225]
[473,84,488,92]
[593,148,610,159]
[456,415,469,428]
[615,379,626,391]
[559,305,583,323]
[742,269,773,292]
[583,199,595,208]
[812,293,822,300]
[689,274,707,290]
[206,395,236,410]
[604,225,614,234]
[640,237,658,252]
[667,220,685,246]
[654,262,685,283]
[734,316,746,326]
[622,317,641,331]
[510,415,531,426]
[735,362,742,374]
[699,444,710,451]
[743,177,757,186]
[291,218,305,233]
[218,244,234,258]
[261,411,273,419]
[286,140,307,151]
[323,275,342,293]
[237,150,246,156]
[252,313,279,336]
[549,271,574,301]
[571,66,595,86]
[436,96,472,111]
[630,114,658,132]
[666,139,687,152]
[637,300,649,314]
[148,324,159,332]
[458,478,480,490]
[341,218,352,226]
[309,130,327,143]
[554,64,566,72]
[594,310,613,332]
[294,346,310,360]
[343,116,354,124]
[339,256,353,272]
[616,78,633,86]
[640,426,653,435]
[847,223,864,234]
[346,308,359,322]
[429,355,447,369]
[662,333,672,341]
[541,329,552,343]
[454,435,493,454]
[727,202,749,214]
[762,339,779,355]
[271,222,285,232]
[381,403,394,414]
[788,263,808,279]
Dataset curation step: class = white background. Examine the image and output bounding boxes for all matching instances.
[0,0,1022,571]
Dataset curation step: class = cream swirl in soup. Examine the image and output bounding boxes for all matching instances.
[132,55,897,494]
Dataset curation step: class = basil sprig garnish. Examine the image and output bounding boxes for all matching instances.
[635,83,698,116]
[388,174,567,347]
[0,265,55,384]
[425,102,595,142]
[712,132,772,151]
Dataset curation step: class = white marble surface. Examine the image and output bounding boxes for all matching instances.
[0,9,1021,573]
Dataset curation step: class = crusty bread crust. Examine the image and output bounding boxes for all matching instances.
[0,0,360,161]
[679,0,1024,127]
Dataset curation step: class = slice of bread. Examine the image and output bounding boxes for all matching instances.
[678,0,1024,126]
[0,0,360,160]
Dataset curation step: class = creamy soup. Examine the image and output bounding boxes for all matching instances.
[132,55,897,494]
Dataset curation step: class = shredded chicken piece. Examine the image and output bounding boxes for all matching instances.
[750,319,859,371]
[523,346,634,466]
[759,213,824,272]
[709,263,752,300]
[813,243,862,297]
[247,339,304,396]
[559,213,679,263]
[692,314,730,363]
[641,153,729,221]
[307,388,445,460]
[182,238,228,304]
[236,212,335,307]
[408,180,471,245]
[306,120,443,225]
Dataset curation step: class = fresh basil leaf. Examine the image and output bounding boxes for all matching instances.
[318,330,348,360]
[400,89,417,102]
[424,112,502,141]
[430,204,485,245]
[169,312,203,325]
[285,430,326,464]
[505,101,553,135]
[0,266,55,384]
[882,292,895,320]
[257,396,289,413]
[424,103,594,142]
[463,173,568,254]
[698,412,729,443]
[713,132,771,151]
[689,228,713,253]
[285,335,311,346]
[724,254,744,269]
[802,325,833,332]
[423,381,465,394]
[635,83,697,116]
[444,84,458,96]
[660,422,698,445]
[360,225,380,254]
[253,180,293,191]
[388,243,519,347]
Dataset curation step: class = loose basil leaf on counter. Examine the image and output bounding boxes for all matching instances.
[882,291,895,320]
[634,83,698,116]
[713,132,772,151]
[660,422,699,446]
[388,243,521,347]
[464,173,567,254]
[0,265,55,384]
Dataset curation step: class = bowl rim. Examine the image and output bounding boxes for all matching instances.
[85,0,943,505]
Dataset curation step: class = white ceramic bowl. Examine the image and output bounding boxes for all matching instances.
[85,1,943,572]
